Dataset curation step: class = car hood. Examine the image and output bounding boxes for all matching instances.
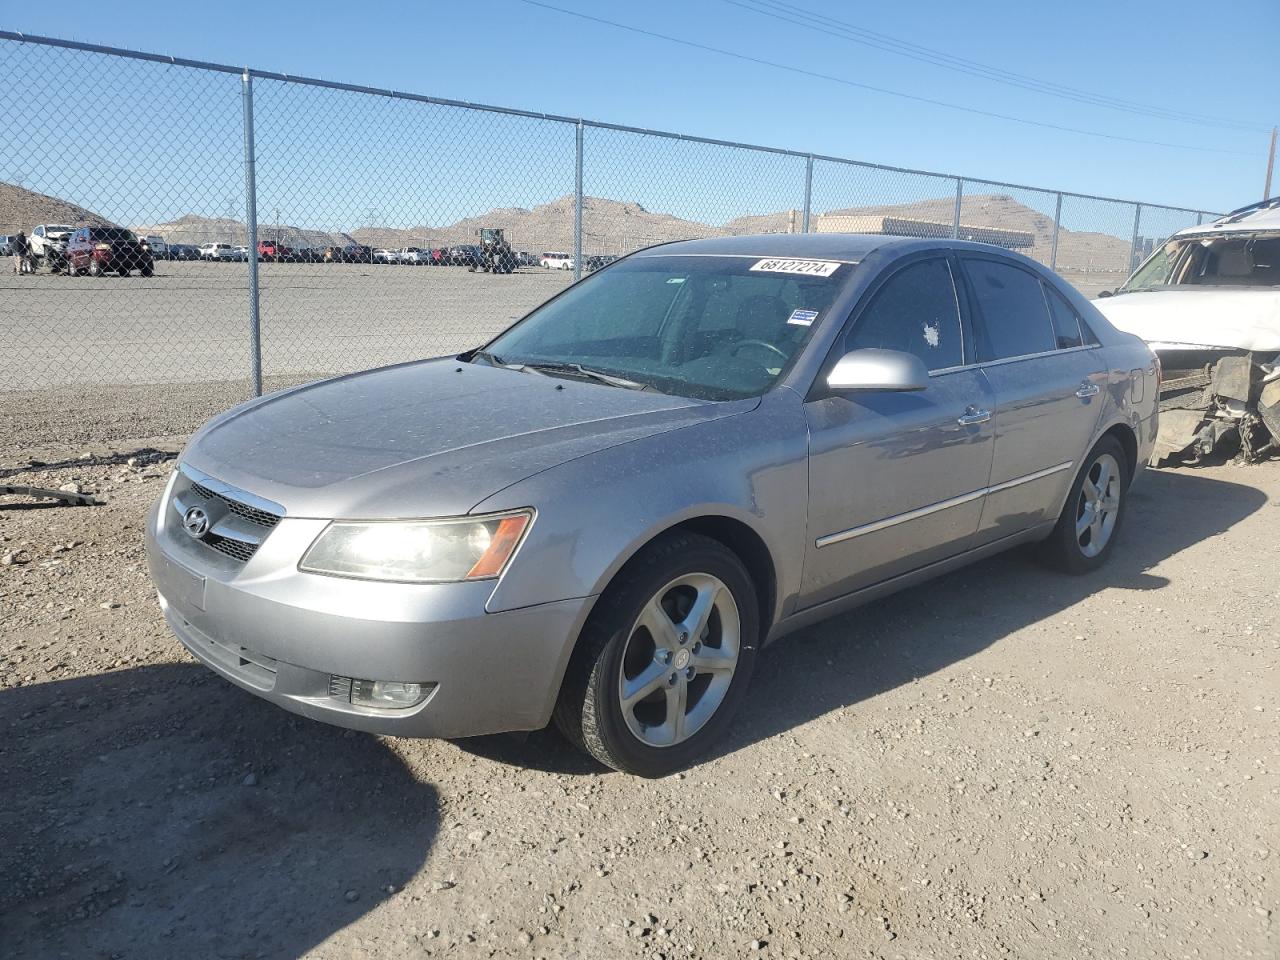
[183,358,754,519]
[1092,289,1280,352]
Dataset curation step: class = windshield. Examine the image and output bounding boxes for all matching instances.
[1121,233,1280,292]
[481,254,854,400]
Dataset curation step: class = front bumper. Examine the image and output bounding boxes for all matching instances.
[145,496,594,738]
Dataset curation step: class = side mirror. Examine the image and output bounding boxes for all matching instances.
[1097,289,1114,298]
[827,348,929,392]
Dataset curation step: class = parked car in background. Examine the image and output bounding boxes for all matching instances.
[541,251,574,270]
[429,247,449,266]
[373,248,400,264]
[144,236,170,260]
[169,243,200,261]
[30,223,74,261]
[448,244,482,267]
[67,226,154,277]
[517,251,540,267]
[341,244,374,264]
[145,234,1156,775]
[0,235,16,256]
[1093,196,1280,464]
[257,240,293,262]
[199,243,237,261]
[584,254,617,272]
[234,246,252,262]
[398,247,430,265]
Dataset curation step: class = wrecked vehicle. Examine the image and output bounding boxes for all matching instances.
[1093,197,1280,465]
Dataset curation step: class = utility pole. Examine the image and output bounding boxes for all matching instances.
[1265,126,1277,200]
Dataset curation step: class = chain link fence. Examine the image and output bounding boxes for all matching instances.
[0,32,1220,462]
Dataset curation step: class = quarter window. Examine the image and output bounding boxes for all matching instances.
[964,259,1056,361]
[845,258,963,371]
[1042,283,1084,349]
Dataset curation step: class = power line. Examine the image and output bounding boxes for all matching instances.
[515,0,1259,157]
[726,0,1266,134]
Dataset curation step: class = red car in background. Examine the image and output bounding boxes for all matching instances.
[66,226,154,277]
[257,240,293,262]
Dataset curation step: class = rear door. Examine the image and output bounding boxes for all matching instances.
[958,255,1105,543]
[799,255,995,608]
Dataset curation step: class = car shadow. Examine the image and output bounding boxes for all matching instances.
[0,663,438,959]
[458,468,1267,774]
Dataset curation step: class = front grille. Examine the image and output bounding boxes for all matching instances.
[190,480,281,529]
[176,470,285,566]
[206,534,257,563]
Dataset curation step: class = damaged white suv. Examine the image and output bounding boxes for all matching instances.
[1093,198,1280,464]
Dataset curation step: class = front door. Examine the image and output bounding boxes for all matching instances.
[799,256,996,609]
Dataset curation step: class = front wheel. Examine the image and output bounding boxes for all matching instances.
[554,532,759,776]
[88,259,103,277]
[1037,435,1128,574]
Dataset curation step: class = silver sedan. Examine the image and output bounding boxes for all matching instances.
[146,234,1158,775]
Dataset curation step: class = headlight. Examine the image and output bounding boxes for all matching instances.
[299,510,532,583]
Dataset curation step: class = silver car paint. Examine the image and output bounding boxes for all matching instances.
[147,235,1157,738]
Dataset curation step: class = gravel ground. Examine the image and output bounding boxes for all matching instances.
[1,438,1277,960]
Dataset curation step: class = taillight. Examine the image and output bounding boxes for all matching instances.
[94,243,111,251]
[1152,354,1162,386]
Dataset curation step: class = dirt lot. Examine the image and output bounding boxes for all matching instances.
[1,435,1277,960]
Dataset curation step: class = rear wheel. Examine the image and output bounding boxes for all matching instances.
[1037,435,1128,574]
[554,532,759,776]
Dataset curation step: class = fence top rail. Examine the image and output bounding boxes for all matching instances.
[0,30,1221,220]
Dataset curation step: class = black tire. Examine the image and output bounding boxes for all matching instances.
[140,264,154,277]
[553,532,760,776]
[88,258,102,277]
[1037,435,1129,574]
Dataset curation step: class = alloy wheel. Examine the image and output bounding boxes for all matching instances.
[617,572,740,748]
[1075,452,1121,558]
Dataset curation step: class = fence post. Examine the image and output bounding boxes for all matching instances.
[1128,203,1142,274]
[801,155,813,233]
[951,178,962,239]
[1049,192,1063,271]
[241,68,262,398]
[573,120,584,281]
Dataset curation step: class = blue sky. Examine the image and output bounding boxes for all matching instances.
[4,0,1275,233]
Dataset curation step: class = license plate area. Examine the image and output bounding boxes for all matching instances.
[162,554,206,612]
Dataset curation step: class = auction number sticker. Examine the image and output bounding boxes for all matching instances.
[750,258,842,277]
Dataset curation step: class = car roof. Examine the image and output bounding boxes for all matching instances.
[630,232,1028,262]
[1174,199,1280,237]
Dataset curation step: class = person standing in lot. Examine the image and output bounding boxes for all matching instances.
[11,231,30,274]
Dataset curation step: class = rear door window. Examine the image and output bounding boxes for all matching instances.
[1042,283,1084,349]
[844,258,964,371]
[963,258,1056,361]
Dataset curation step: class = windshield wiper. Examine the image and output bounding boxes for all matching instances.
[520,361,652,391]
[468,348,508,366]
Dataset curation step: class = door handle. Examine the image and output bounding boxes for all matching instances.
[957,405,991,426]
[1075,382,1101,399]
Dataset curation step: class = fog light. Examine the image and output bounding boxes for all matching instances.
[350,678,428,708]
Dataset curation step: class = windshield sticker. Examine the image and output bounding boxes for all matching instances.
[787,309,820,326]
[665,277,686,284]
[750,258,842,277]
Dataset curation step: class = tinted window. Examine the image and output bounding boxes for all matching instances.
[1042,283,1084,349]
[965,259,1055,361]
[845,258,963,371]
